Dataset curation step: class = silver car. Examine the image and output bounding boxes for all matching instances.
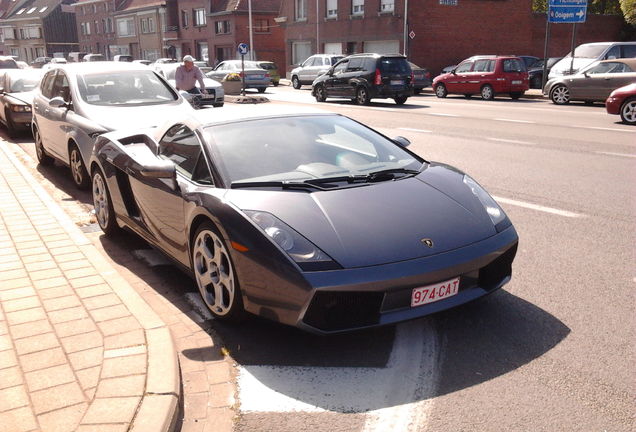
[154,63,224,108]
[0,69,43,137]
[32,62,194,188]
[290,54,344,89]
[206,60,271,93]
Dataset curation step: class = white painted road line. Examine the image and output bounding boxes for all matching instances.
[584,126,635,133]
[399,127,432,133]
[487,138,535,146]
[594,151,636,159]
[493,196,584,218]
[370,107,400,112]
[493,118,536,124]
[429,113,459,117]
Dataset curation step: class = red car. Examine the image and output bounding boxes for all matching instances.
[605,83,636,125]
[433,55,529,100]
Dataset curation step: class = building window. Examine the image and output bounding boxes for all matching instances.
[143,49,160,61]
[102,19,107,34]
[1,27,16,40]
[197,42,208,62]
[141,17,155,33]
[193,8,206,26]
[93,4,97,13]
[117,18,135,37]
[352,0,364,15]
[10,48,18,57]
[181,10,189,27]
[295,0,307,21]
[36,47,45,57]
[326,0,337,18]
[215,20,230,34]
[292,41,311,65]
[95,20,99,34]
[108,18,114,33]
[380,0,394,12]
[86,22,91,35]
[254,19,269,33]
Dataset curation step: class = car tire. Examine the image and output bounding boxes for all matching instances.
[91,168,119,236]
[510,92,524,100]
[394,96,408,105]
[258,87,266,93]
[356,87,370,105]
[464,94,472,99]
[5,109,17,138]
[273,81,279,87]
[191,222,245,322]
[619,97,636,125]
[213,103,224,108]
[69,142,90,189]
[314,85,327,102]
[480,84,494,101]
[434,84,447,98]
[550,84,570,105]
[292,76,301,89]
[33,125,53,166]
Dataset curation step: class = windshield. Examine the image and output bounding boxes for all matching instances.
[76,70,177,106]
[9,72,42,92]
[205,115,423,185]
[566,44,610,59]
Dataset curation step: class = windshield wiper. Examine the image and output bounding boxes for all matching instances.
[365,168,422,181]
[231,180,328,190]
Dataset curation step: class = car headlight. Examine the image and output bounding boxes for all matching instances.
[245,210,339,271]
[463,175,506,226]
[11,104,31,112]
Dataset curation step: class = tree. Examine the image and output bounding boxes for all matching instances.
[620,0,636,24]
[532,0,622,15]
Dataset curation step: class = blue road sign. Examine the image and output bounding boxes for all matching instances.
[549,0,587,6]
[549,6,587,23]
[237,43,249,55]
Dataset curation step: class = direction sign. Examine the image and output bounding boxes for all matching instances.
[237,43,249,55]
[549,0,586,6]
[549,5,587,23]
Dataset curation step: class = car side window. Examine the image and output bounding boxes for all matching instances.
[347,58,364,72]
[303,57,315,67]
[40,71,56,99]
[333,60,348,74]
[455,62,472,73]
[604,45,620,60]
[622,45,636,58]
[159,124,209,181]
[51,72,71,102]
[473,60,490,72]
[503,59,524,73]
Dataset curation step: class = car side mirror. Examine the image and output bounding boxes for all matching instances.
[451,69,457,75]
[140,159,178,190]
[393,136,411,148]
[49,96,69,109]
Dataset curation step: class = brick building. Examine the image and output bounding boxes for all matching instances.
[73,0,117,58]
[111,0,166,60]
[0,0,79,62]
[279,0,625,75]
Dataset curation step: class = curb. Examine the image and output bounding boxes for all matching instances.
[225,94,270,104]
[0,141,181,432]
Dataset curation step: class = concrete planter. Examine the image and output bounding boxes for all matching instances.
[222,81,243,95]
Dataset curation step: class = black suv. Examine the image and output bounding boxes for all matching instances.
[312,53,413,105]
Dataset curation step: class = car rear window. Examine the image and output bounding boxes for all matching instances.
[378,58,410,74]
[330,56,344,65]
[0,59,18,69]
[503,59,526,72]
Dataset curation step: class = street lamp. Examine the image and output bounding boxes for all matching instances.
[248,0,254,60]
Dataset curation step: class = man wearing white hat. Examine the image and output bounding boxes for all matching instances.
[175,55,207,94]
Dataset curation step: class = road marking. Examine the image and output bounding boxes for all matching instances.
[429,113,459,117]
[399,127,432,133]
[370,107,400,112]
[584,126,635,133]
[493,195,584,218]
[493,118,536,124]
[594,151,636,159]
[487,138,535,146]
[238,321,439,426]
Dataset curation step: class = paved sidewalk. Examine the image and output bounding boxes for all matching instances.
[0,140,179,432]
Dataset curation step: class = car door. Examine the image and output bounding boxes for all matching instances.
[501,58,526,91]
[575,62,627,101]
[32,70,58,153]
[467,59,492,94]
[299,56,317,83]
[324,59,349,96]
[128,124,209,265]
[46,71,74,162]
[594,62,636,100]
[0,73,7,124]
[447,61,473,94]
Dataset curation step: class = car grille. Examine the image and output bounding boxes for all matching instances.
[303,291,384,332]
[478,242,518,290]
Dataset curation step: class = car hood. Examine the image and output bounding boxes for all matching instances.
[169,77,221,88]
[611,82,636,96]
[79,100,192,131]
[549,58,594,77]
[224,166,497,268]
[4,91,34,105]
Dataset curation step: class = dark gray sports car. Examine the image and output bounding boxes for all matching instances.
[89,105,518,334]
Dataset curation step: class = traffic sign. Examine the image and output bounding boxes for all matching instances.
[549,0,586,6]
[237,43,249,55]
[548,0,587,23]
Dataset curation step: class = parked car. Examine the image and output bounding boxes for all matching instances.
[544,58,636,105]
[89,104,518,334]
[152,58,177,65]
[433,55,529,100]
[256,61,280,86]
[439,55,494,76]
[83,54,105,62]
[113,55,133,62]
[605,83,636,125]
[31,62,194,188]
[67,52,88,62]
[0,69,43,137]
[290,54,345,89]
[156,63,224,108]
[528,57,563,89]
[548,41,636,79]
[133,59,151,66]
[193,61,212,74]
[518,55,540,69]
[30,57,52,68]
[409,62,432,94]
[0,56,19,69]
[207,60,270,93]
[312,53,413,105]
[16,61,29,69]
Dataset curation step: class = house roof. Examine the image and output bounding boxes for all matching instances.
[213,0,281,14]
[117,0,165,12]
[2,0,65,21]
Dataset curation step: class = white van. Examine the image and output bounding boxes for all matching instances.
[548,41,636,78]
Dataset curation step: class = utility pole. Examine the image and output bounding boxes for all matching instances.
[248,0,254,60]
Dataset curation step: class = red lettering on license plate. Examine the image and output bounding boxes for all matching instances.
[411,277,460,307]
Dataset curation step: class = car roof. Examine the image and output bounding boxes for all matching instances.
[51,62,157,75]
[347,53,406,58]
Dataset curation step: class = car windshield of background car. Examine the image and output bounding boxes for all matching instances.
[204,115,422,184]
[9,74,41,92]
[566,44,610,59]
[585,61,631,74]
[76,70,177,106]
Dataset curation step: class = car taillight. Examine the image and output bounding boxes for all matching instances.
[374,68,382,85]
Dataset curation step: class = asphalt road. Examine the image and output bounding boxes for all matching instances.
[6,86,634,432]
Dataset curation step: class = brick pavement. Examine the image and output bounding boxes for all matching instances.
[0,141,179,432]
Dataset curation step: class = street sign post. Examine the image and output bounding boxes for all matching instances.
[237,43,249,96]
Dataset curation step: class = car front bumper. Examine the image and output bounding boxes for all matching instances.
[605,95,621,115]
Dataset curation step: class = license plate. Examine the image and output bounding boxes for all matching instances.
[411,277,460,307]
[249,75,263,80]
[390,80,403,85]
[512,80,522,85]
[201,94,215,99]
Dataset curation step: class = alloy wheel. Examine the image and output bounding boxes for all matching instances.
[70,147,84,186]
[620,99,636,124]
[551,85,570,104]
[92,172,110,231]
